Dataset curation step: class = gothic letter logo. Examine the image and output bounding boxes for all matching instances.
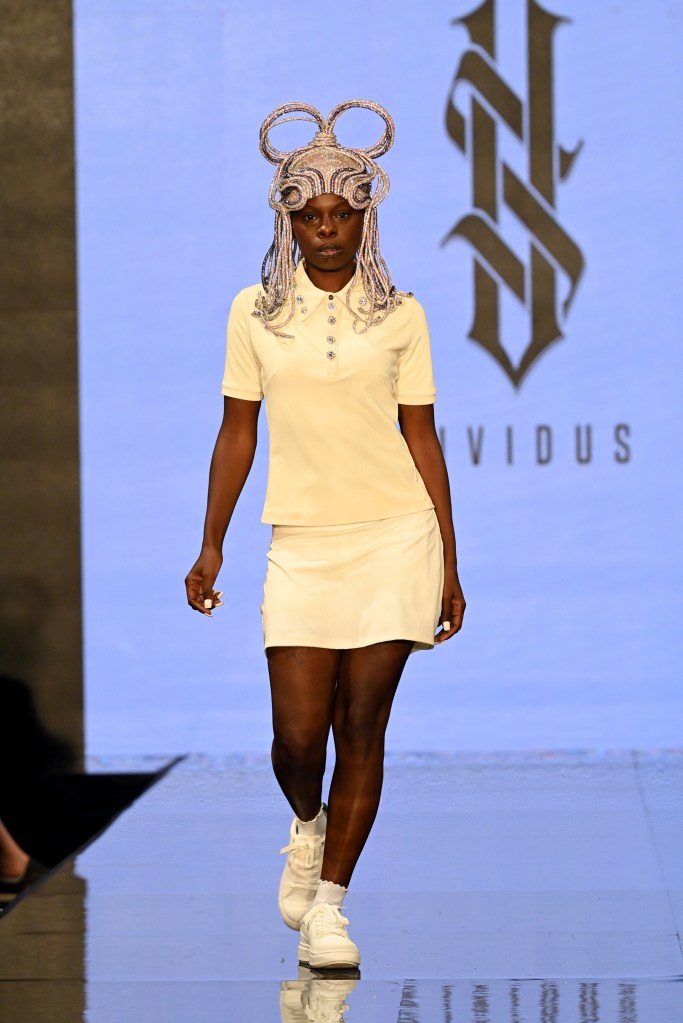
[444,0,584,388]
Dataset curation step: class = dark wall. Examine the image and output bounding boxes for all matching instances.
[0,0,83,762]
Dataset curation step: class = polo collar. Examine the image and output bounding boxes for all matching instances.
[293,261,366,321]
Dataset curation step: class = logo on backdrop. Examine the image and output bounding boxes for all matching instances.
[444,0,584,388]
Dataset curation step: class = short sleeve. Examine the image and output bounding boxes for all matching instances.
[393,298,437,405]
[221,291,264,400]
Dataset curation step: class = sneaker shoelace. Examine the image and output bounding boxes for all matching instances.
[308,903,350,936]
[280,833,324,878]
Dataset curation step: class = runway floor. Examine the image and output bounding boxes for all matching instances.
[0,751,682,1021]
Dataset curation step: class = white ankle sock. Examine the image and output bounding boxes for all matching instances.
[312,879,346,908]
[295,804,326,837]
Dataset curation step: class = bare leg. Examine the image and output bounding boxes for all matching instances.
[267,646,340,822]
[321,639,412,887]
[0,818,29,879]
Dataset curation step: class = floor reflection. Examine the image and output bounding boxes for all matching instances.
[394,980,642,1023]
[280,967,359,1021]
[276,977,646,1022]
[273,976,655,1022]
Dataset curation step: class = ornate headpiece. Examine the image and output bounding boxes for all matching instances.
[255,100,402,335]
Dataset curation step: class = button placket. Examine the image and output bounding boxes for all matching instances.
[325,295,338,374]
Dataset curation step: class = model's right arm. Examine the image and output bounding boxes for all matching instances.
[185,395,261,615]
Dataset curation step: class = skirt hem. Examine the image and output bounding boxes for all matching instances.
[263,633,437,653]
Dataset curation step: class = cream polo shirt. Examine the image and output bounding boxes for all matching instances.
[221,262,437,526]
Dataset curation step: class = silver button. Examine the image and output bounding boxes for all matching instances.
[359,296,367,306]
[326,335,336,343]
[296,294,304,304]
[327,301,335,309]
[328,316,337,325]
[301,306,308,314]
[326,350,336,360]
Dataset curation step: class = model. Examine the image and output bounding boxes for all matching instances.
[185,99,465,971]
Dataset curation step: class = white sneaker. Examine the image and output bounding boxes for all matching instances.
[298,903,361,970]
[279,815,326,930]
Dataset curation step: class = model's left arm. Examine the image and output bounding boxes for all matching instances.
[398,403,466,641]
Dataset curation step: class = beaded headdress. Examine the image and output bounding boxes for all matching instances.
[255,99,402,335]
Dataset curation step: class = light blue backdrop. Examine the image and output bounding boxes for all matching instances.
[75,0,683,754]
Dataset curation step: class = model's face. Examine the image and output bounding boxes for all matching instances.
[290,193,364,278]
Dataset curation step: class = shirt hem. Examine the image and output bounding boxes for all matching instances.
[394,393,437,405]
[221,385,263,400]
[260,501,435,527]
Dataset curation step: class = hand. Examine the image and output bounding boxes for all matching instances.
[435,567,465,643]
[185,547,224,616]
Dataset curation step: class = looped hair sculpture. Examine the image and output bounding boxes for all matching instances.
[254,99,404,336]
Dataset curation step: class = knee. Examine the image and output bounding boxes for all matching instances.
[272,727,327,769]
[333,703,389,761]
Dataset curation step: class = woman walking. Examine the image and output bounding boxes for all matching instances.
[185,100,465,970]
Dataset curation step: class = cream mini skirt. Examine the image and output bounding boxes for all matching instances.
[261,508,444,652]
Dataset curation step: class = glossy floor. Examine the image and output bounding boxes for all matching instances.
[1,752,682,1021]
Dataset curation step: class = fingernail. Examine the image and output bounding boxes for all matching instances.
[204,598,213,609]
[442,620,451,630]
[215,591,224,599]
